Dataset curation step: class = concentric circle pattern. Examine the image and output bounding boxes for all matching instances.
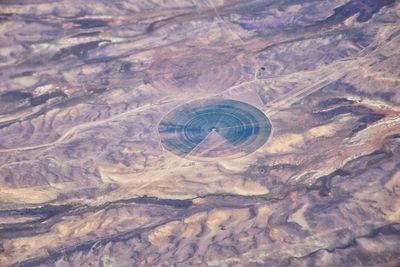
[158,99,272,159]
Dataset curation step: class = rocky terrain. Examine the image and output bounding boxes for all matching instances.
[0,0,399,266]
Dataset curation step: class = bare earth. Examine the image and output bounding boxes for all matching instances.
[0,0,400,266]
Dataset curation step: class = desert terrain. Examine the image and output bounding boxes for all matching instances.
[0,0,400,266]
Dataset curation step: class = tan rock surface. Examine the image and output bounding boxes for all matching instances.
[0,0,399,266]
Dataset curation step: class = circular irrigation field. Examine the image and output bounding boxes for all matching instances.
[158,99,272,159]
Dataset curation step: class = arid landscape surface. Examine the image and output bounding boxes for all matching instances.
[0,0,400,266]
